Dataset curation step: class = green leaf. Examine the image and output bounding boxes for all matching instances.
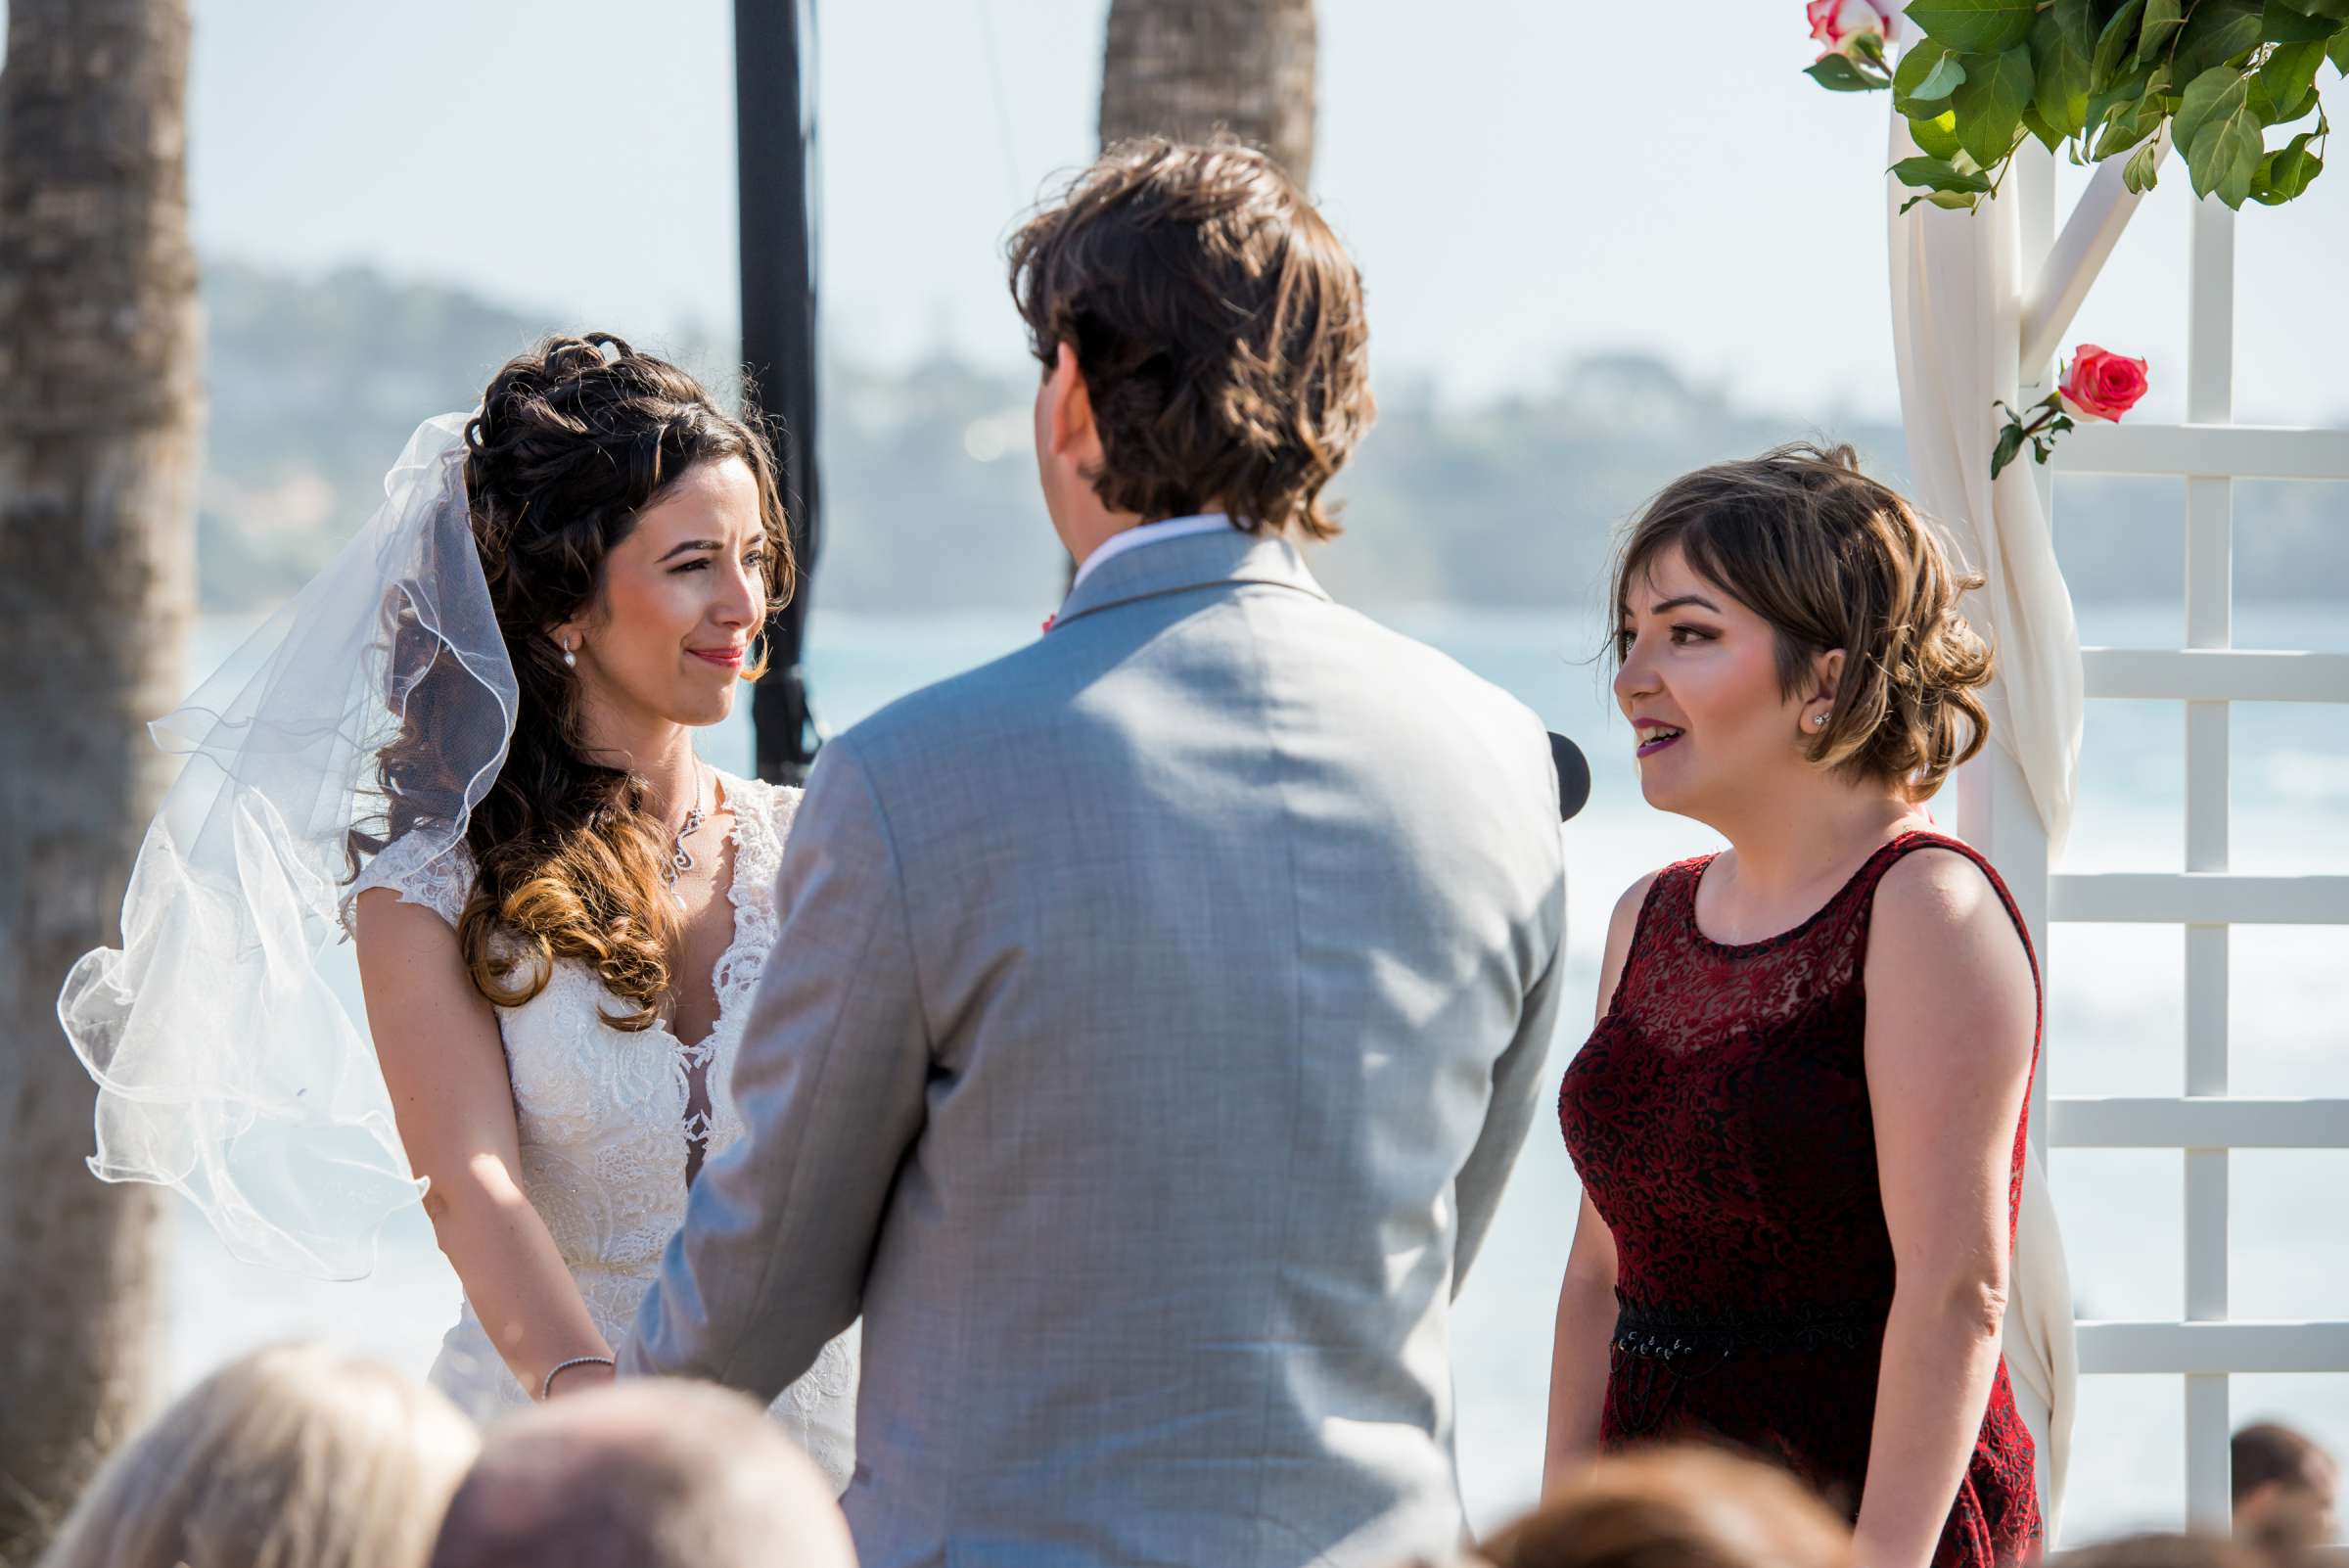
[1992,423,2029,480]
[2250,38,2326,122]
[2332,29,2349,77]
[1807,53,1887,90]
[2260,0,2345,42]
[2124,137,2166,191]
[2094,0,2147,89]
[2142,0,2188,60]
[2172,64,2250,159]
[2085,60,2159,139]
[1913,53,1970,100]
[2172,0,2264,81]
[2055,0,2097,58]
[1901,188,1985,212]
[1896,38,1970,110]
[2250,127,2326,201]
[2030,5,2096,135]
[2094,108,2159,157]
[2264,82,2321,127]
[1891,155,1999,191]
[1905,0,2041,53]
[2184,73,2268,205]
[1909,107,1967,159]
[2092,85,2172,157]
[1952,43,2038,165]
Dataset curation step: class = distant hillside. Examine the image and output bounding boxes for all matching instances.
[198,261,724,608]
[197,261,2346,614]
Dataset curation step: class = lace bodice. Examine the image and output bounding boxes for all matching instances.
[346,770,857,1483]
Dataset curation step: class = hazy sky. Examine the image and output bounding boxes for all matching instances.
[11,0,2348,421]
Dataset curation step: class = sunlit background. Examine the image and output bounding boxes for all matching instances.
[8,0,2346,1545]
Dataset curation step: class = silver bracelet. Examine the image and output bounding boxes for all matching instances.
[539,1355,616,1401]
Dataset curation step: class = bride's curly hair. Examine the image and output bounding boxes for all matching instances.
[351,334,795,1028]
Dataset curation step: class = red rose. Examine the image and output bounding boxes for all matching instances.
[2057,346,2150,423]
[1807,0,1899,58]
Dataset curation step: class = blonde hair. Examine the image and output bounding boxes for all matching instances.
[1478,1446,1855,1568]
[1609,442,1994,799]
[36,1342,479,1568]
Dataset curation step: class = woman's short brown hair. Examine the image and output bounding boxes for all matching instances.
[1477,1446,1855,1568]
[1608,441,1994,799]
[1006,137,1373,541]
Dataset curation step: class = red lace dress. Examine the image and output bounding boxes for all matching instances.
[1557,832,2042,1568]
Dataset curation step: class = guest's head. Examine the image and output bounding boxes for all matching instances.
[427,1380,855,1568]
[1607,442,1993,836]
[2234,1421,2339,1549]
[355,332,793,1032]
[1476,1446,1855,1568]
[34,1341,477,1568]
[1005,137,1373,564]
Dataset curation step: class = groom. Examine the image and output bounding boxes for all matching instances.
[624,139,1568,1568]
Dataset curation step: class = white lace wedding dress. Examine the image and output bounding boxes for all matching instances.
[345,769,858,1486]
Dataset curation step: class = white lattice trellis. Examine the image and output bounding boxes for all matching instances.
[1959,143,2349,1533]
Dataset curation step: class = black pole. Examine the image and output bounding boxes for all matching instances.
[737,0,823,785]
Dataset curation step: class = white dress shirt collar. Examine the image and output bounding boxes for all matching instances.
[1066,513,1239,597]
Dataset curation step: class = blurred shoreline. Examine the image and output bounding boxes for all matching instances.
[197,260,2349,628]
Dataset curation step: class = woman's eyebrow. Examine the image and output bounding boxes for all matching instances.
[656,539,723,563]
[1648,594,1722,614]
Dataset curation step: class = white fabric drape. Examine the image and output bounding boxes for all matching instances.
[1887,115,2084,1534]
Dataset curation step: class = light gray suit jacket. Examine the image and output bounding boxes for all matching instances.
[624,529,1568,1568]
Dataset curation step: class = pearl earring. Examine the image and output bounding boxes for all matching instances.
[562,641,576,670]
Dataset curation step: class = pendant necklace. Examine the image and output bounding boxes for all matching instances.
[662,764,709,911]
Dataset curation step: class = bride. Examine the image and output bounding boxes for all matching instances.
[59,335,857,1484]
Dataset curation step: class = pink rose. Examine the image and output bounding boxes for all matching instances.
[1808,0,1900,58]
[2057,346,2151,422]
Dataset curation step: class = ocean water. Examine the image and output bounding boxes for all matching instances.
[160,600,2349,1545]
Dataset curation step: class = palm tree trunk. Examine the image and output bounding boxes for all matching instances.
[0,0,199,1556]
[1098,0,1318,185]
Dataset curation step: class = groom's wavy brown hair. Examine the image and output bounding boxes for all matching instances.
[1007,137,1373,540]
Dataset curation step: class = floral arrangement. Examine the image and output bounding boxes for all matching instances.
[1991,346,2151,475]
[1807,0,2344,212]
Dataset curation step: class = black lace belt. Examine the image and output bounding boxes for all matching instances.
[1606,1298,1886,1439]
[1610,1298,1883,1362]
